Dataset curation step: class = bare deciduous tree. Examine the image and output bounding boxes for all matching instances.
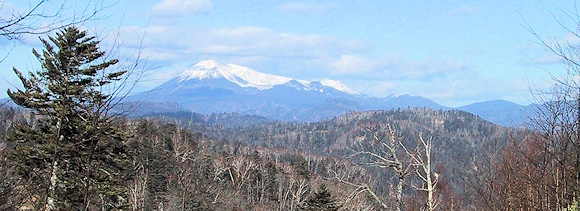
[348,123,413,211]
[404,133,440,211]
[524,5,580,209]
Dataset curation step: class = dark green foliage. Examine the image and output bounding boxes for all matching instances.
[294,159,311,180]
[5,26,129,210]
[131,119,173,209]
[264,161,279,202]
[127,118,221,210]
[298,184,340,211]
[0,106,17,141]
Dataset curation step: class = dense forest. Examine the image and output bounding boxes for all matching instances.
[1,8,580,211]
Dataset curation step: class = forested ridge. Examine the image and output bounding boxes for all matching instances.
[1,101,553,210]
[135,107,528,210]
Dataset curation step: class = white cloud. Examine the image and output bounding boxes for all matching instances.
[113,24,484,100]
[333,54,508,107]
[346,80,397,97]
[560,32,580,46]
[108,24,504,107]
[331,54,375,75]
[346,73,511,107]
[215,27,271,37]
[152,0,212,16]
[105,24,366,83]
[198,26,362,62]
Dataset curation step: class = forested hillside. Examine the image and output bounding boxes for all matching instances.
[144,107,531,209]
[0,102,527,210]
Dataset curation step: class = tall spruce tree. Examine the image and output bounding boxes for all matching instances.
[298,184,340,211]
[6,26,130,210]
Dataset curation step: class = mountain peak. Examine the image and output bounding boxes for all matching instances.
[320,79,358,94]
[180,60,224,81]
[387,93,410,98]
[194,60,221,69]
[178,60,359,94]
[180,60,293,90]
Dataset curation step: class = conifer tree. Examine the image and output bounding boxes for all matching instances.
[298,184,340,211]
[6,26,130,210]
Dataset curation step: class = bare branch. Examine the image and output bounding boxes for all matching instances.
[0,0,114,41]
[328,168,390,210]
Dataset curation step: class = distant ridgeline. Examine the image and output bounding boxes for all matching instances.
[122,60,534,127]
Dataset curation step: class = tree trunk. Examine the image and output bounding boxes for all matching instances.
[396,175,404,211]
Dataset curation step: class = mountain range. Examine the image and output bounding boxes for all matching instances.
[126,60,534,126]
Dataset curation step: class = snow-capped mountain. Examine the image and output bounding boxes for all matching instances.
[178,60,356,94]
[320,79,358,95]
[179,60,294,90]
[128,60,448,121]
[130,60,364,121]
[2,59,534,125]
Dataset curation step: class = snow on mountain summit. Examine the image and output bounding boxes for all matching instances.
[320,79,358,94]
[179,60,224,80]
[180,60,292,90]
[179,60,358,94]
[194,60,220,69]
[226,64,293,89]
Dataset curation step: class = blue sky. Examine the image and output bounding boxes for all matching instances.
[0,0,577,107]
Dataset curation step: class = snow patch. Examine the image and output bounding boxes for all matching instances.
[387,93,410,99]
[320,79,358,94]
